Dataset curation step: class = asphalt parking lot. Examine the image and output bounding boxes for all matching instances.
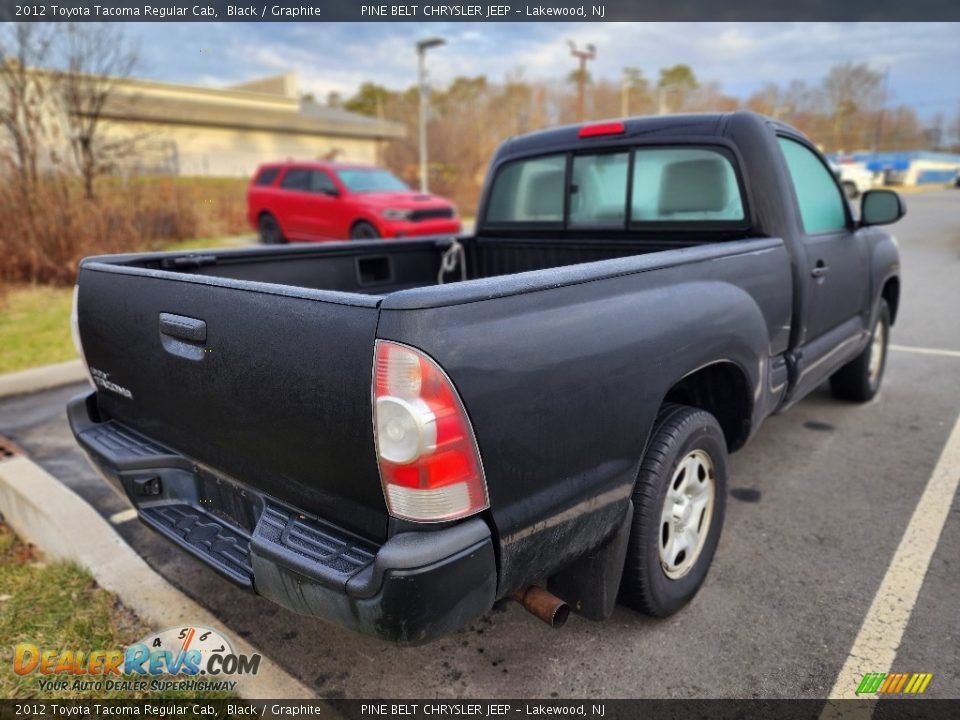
[1,191,958,699]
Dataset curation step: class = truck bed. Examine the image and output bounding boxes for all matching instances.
[106,234,739,296]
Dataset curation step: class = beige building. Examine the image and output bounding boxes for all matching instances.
[98,71,404,176]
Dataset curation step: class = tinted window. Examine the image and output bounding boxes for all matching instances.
[484,147,745,226]
[569,153,628,227]
[778,137,847,234]
[279,168,310,191]
[486,155,566,224]
[254,167,280,186]
[632,148,744,222]
[310,170,338,194]
[335,169,408,193]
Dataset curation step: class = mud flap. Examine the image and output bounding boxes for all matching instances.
[548,500,633,621]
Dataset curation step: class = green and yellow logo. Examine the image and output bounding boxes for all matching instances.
[856,672,933,695]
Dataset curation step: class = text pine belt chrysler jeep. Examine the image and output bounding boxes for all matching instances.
[69,113,903,644]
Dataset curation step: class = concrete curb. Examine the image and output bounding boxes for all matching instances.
[0,454,316,700]
[0,359,87,399]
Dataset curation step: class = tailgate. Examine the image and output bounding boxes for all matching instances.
[75,263,387,542]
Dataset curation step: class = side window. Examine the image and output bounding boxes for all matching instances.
[486,155,565,224]
[569,152,629,227]
[254,167,279,186]
[310,170,338,194]
[778,137,847,234]
[279,168,310,191]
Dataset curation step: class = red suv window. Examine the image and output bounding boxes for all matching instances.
[254,167,280,186]
[279,168,310,191]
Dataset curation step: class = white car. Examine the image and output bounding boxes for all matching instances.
[831,161,876,199]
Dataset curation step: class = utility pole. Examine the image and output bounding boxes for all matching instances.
[620,70,630,117]
[873,66,890,152]
[568,40,596,123]
[416,37,446,193]
[657,86,669,115]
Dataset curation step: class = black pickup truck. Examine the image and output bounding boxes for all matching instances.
[69,112,903,644]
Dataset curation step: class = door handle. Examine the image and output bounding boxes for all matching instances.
[159,313,207,360]
[811,262,830,279]
[159,313,206,342]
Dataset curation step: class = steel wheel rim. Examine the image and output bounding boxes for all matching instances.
[659,448,716,580]
[868,318,886,385]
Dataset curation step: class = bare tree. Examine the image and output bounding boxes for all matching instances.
[58,23,137,200]
[822,62,883,151]
[0,24,57,197]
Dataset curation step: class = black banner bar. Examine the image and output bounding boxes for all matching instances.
[1,0,959,22]
[2,700,960,720]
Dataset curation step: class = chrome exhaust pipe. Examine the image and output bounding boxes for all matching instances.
[511,586,570,628]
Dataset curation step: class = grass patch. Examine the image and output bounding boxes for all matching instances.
[0,234,259,374]
[159,234,257,253]
[0,285,76,374]
[0,523,233,700]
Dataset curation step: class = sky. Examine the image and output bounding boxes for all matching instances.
[125,22,959,119]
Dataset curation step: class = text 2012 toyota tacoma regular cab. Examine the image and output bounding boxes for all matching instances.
[68,113,904,644]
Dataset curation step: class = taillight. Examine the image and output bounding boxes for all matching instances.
[373,340,488,522]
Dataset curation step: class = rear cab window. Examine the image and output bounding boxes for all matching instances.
[483,145,747,230]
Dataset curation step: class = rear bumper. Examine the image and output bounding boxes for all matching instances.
[68,393,497,645]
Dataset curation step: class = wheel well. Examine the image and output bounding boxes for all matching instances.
[662,362,752,452]
[351,218,376,231]
[882,277,900,324]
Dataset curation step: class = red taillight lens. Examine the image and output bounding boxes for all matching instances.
[373,340,489,522]
[578,122,625,138]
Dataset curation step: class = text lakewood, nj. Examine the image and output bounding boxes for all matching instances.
[16,2,606,18]
[361,4,606,17]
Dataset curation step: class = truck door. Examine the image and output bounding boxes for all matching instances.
[778,137,869,346]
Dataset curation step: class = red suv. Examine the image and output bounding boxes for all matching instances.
[247,161,460,243]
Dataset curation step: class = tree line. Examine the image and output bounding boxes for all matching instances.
[339,62,959,212]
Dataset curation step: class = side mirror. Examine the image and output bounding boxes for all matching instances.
[860,190,905,227]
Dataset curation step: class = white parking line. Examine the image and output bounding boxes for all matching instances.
[824,411,960,702]
[890,344,960,359]
[108,508,138,524]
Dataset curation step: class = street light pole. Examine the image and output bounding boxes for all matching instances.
[416,37,446,193]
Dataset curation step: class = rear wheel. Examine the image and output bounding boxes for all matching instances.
[350,221,380,240]
[258,213,285,245]
[830,300,890,402]
[619,403,727,617]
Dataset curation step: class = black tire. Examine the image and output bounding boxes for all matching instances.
[350,221,381,240]
[830,300,890,402]
[619,403,728,617]
[258,213,285,245]
[842,181,859,200]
